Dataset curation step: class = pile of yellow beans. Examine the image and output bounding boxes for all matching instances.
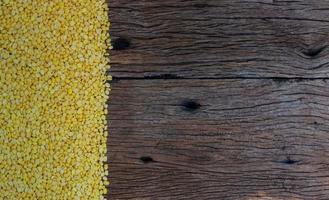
[0,1,110,199]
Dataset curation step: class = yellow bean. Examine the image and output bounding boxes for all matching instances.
[0,1,110,199]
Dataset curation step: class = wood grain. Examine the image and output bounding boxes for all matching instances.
[109,0,329,78]
[107,79,329,200]
[107,0,329,199]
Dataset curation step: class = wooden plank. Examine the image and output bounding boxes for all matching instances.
[109,0,329,78]
[107,79,329,200]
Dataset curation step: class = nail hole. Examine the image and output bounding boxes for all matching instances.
[140,156,154,164]
[112,37,130,50]
[302,46,326,57]
[280,157,299,165]
[314,121,318,125]
[181,99,201,112]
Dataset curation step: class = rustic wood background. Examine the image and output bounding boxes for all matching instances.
[107,1,329,199]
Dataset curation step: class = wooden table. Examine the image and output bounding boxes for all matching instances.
[107,1,329,199]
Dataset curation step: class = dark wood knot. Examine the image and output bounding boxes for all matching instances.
[302,46,326,58]
[280,157,299,165]
[112,37,130,50]
[181,99,201,112]
[140,156,154,164]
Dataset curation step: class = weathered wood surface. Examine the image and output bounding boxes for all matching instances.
[108,79,329,200]
[109,0,329,78]
[107,0,329,199]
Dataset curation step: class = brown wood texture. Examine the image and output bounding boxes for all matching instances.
[108,79,329,200]
[107,1,329,199]
[109,0,329,78]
